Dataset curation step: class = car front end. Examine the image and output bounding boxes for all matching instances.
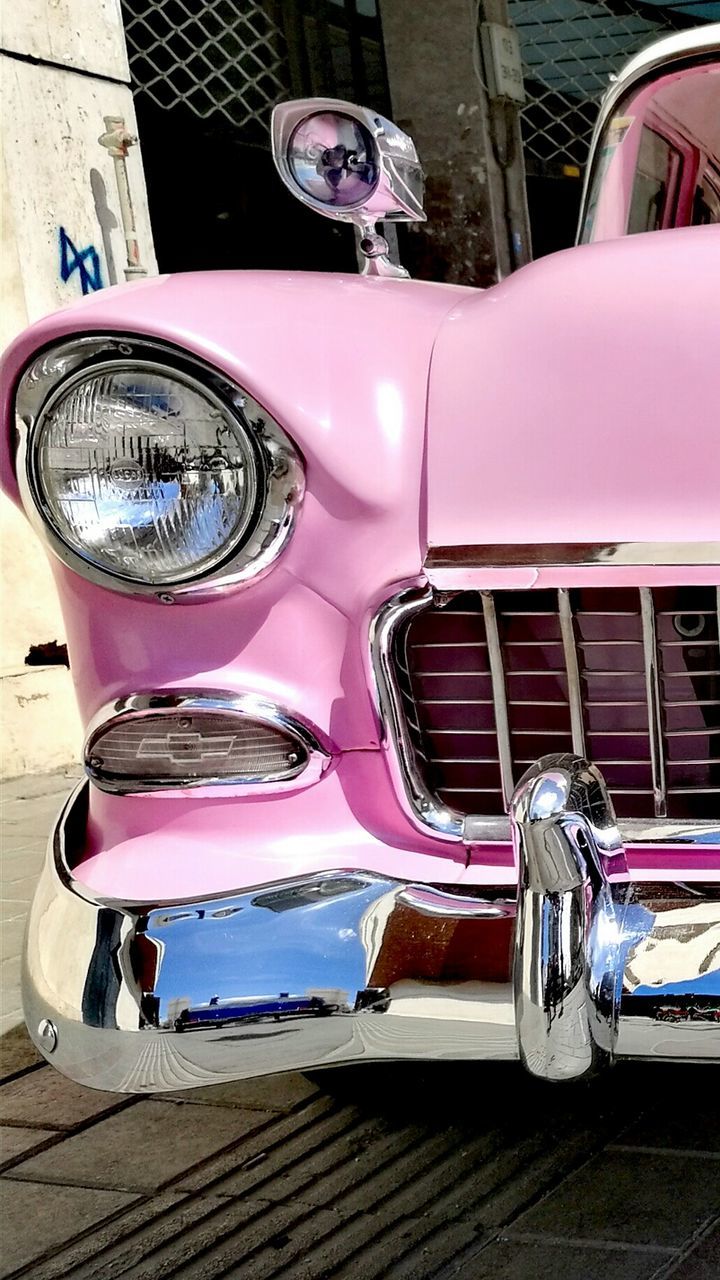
[2,214,718,1090]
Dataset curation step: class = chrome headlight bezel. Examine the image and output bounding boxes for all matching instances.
[14,335,305,601]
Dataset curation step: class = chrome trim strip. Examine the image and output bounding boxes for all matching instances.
[370,587,720,849]
[640,588,668,819]
[22,776,720,1093]
[83,691,332,796]
[425,542,720,570]
[467,813,720,846]
[481,590,514,808]
[14,336,305,602]
[369,588,464,841]
[558,587,586,757]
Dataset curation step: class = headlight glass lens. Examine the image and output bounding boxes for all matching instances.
[33,365,260,584]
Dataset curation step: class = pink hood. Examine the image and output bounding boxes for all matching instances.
[426,225,720,553]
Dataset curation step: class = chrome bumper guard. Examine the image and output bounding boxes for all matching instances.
[24,757,720,1092]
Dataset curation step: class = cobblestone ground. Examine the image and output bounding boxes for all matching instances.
[1,773,719,1280]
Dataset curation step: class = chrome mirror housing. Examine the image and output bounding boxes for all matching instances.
[271,97,425,277]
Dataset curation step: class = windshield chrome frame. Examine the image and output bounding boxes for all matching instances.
[577,22,720,243]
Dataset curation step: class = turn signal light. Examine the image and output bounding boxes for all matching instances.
[83,695,325,794]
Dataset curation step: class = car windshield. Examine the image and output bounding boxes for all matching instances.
[580,59,720,242]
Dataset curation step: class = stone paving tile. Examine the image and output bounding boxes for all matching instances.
[0,1011,24,1039]
[300,1130,618,1277]
[348,1215,492,1280]
[225,1205,487,1280]
[1,768,81,803]
[174,1094,339,1193]
[0,921,26,963]
[21,1193,288,1280]
[169,1071,321,1113]
[0,840,49,869]
[1,770,83,1039]
[507,1149,720,1250]
[15,1190,190,1280]
[8,1097,276,1194]
[0,1124,58,1167]
[0,901,29,922]
[146,1202,340,1280]
[446,1238,672,1280]
[0,1026,41,1082]
[614,1083,720,1153]
[0,846,46,868]
[0,875,41,899]
[0,957,19,979]
[0,1177,139,1277]
[662,1223,720,1279]
[92,1198,300,1280]
[175,1099,379,1199]
[0,1066,130,1129]
[163,1084,638,1279]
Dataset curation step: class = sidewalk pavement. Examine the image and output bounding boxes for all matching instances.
[1,768,82,1036]
[0,771,718,1280]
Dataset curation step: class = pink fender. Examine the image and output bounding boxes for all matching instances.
[1,271,465,754]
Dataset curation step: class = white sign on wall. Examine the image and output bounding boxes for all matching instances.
[480,22,526,105]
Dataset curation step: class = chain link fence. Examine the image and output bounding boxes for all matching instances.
[508,0,697,173]
[121,1,386,147]
[121,1,702,173]
[121,0,292,142]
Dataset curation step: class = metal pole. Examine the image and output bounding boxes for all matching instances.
[98,116,148,281]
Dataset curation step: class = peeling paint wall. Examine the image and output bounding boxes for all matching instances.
[1,0,157,777]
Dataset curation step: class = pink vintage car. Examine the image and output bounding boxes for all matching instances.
[2,25,718,1090]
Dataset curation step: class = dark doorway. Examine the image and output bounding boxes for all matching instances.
[122,0,390,274]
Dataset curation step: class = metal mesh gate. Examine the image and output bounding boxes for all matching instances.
[121,0,388,147]
[121,0,292,140]
[508,0,701,173]
[119,1,388,273]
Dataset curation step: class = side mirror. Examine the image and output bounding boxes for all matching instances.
[271,97,425,277]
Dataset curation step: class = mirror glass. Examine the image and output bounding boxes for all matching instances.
[288,112,378,209]
[580,60,720,242]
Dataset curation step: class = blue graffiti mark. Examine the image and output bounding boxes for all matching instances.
[59,226,103,295]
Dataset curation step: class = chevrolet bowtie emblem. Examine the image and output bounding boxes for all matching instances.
[137,732,237,763]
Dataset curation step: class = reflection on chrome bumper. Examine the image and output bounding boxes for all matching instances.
[24,758,720,1093]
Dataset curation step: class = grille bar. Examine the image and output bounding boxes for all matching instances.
[558,587,586,757]
[481,591,514,807]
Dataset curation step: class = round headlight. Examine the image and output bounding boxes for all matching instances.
[29,362,262,585]
[16,338,304,598]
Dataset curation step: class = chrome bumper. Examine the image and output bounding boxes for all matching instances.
[24,757,720,1092]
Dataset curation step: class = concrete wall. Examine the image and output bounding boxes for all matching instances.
[380,0,531,285]
[1,0,157,778]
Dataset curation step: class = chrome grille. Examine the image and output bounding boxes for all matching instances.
[400,587,720,823]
